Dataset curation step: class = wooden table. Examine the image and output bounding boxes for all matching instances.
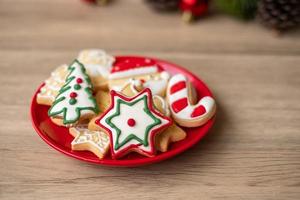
[1,0,300,199]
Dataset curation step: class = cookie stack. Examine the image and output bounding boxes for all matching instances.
[36,49,216,159]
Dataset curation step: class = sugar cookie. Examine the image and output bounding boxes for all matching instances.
[108,57,170,96]
[167,74,216,127]
[77,49,115,91]
[87,90,111,131]
[116,80,185,153]
[70,127,110,159]
[155,123,186,152]
[96,89,172,159]
[48,60,99,126]
[37,64,68,106]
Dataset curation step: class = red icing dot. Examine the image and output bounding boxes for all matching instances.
[76,78,83,84]
[70,92,77,98]
[140,79,146,84]
[127,118,136,127]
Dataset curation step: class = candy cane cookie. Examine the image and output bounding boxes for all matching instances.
[167,74,216,127]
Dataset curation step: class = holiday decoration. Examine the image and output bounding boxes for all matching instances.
[96,88,172,159]
[48,60,99,125]
[145,0,180,12]
[180,0,209,22]
[257,0,300,32]
[214,0,258,20]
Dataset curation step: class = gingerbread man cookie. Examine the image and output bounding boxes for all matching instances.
[96,89,172,159]
[167,74,216,127]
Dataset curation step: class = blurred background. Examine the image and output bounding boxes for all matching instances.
[1,0,299,57]
[1,1,300,199]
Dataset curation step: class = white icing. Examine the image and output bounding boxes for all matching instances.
[109,66,158,80]
[111,79,140,93]
[77,49,115,78]
[160,71,170,80]
[71,127,109,155]
[49,61,97,123]
[167,74,216,126]
[112,73,168,96]
[38,64,68,101]
[100,91,170,156]
[143,79,168,95]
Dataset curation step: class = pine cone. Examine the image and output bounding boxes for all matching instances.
[258,0,300,30]
[145,0,180,12]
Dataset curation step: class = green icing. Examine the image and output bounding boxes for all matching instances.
[74,84,81,90]
[48,59,99,125]
[69,98,77,105]
[105,95,161,150]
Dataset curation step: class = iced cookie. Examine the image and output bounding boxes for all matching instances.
[108,57,170,96]
[69,127,110,159]
[167,74,216,127]
[77,49,115,91]
[48,60,99,126]
[96,89,172,159]
[151,94,186,152]
[37,64,68,106]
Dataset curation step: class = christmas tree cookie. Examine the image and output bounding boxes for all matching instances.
[96,88,172,159]
[48,60,99,126]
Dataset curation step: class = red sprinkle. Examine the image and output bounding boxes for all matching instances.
[76,78,83,84]
[70,92,77,98]
[127,118,136,127]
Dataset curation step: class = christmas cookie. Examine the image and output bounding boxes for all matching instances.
[95,80,184,153]
[69,127,110,159]
[108,57,170,96]
[48,60,99,126]
[37,64,68,106]
[155,124,186,152]
[167,74,216,127]
[77,49,115,91]
[96,89,172,159]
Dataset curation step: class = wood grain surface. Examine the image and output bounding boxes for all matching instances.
[0,0,300,199]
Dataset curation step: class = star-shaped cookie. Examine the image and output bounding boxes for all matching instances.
[96,88,172,159]
[70,127,110,159]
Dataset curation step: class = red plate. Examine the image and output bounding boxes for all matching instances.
[30,56,216,167]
